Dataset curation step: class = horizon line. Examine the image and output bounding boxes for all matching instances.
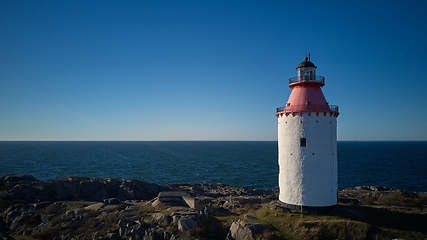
[1,140,427,142]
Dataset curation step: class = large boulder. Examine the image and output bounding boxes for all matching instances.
[178,217,198,232]
[49,178,83,200]
[91,187,110,201]
[227,219,268,240]
[151,212,171,226]
[0,174,38,184]
[80,180,104,199]
[10,214,30,231]
[223,198,242,212]
[104,198,122,205]
[7,184,38,201]
[118,179,164,200]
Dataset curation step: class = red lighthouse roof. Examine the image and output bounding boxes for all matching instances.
[276,55,339,117]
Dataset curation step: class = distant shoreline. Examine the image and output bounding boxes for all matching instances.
[2,140,427,142]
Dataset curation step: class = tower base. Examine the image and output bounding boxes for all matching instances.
[279,201,337,213]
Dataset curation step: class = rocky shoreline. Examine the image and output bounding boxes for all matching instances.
[1,174,426,240]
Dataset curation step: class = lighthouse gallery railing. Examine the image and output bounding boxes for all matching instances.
[289,75,325,84]
[276,104,339,113]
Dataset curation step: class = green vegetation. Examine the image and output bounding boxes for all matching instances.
[354,189,427,208]
[214,202,427,240]
[24,214,41,228]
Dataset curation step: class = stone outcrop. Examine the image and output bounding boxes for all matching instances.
[167,182,278,199]
[1,174,426,240]
[0,174,170,203]
[177,217,198,232]
[151,212,171,226]
[338,185,427,207]
[226,219,268,240]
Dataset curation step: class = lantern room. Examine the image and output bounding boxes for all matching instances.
[297,59,316,81]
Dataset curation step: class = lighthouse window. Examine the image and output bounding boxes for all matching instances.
[300,138,307,147]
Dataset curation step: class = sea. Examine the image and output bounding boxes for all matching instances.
[0,141,426,192]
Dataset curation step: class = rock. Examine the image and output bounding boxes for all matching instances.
[243,214,255,219]
[104,198,122,205]
[0,175,171,204]
[51,177,82,200]
[210,205,230,216]
[143,227,168,240]
[4,206,21,225]
[223,198,241,211]
[10,214,30,231]
[171,210,198,226]
[126,220,137,228]
[151,198,166,209]
[80,180,103,199]
[3,176,425,240]
[105,232,120,240]
[119,179,166,201]
[98,223,106,230]
[228,219,268,240]
[264,200,290,212]
[130,222,145,232]
[151,212,171,226]
[0,225,13,240]
[8,184,38,201]
[167,182,278,200]
[118,226,128,238]
[178,217,198,232]
[0,174,38,184]
[92,187,110,201]
[30,202,51,209]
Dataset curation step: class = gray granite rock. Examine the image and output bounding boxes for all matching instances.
[178,217,198,232]
[228,219,268,240]
[151,212,171,226]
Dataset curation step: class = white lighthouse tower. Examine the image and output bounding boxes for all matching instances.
[276,54,339,210]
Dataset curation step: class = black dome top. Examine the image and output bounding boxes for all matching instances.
[296,56,317,69]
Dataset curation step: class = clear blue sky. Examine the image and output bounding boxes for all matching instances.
[1,0,426,141]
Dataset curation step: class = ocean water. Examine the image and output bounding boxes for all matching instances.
[0,141,426,192]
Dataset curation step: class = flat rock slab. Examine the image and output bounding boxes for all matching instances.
[166,206,190,212]
[59,201,99,208]
[84,203,105,211]
[84,202,123,211]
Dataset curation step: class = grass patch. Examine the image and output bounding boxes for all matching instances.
[354,205,427,233]
[358,190,427,208]
[213,203,427,240]
[41,203,66,215]
[292,219,374,240]
[375,228,427,240]
[24,213,41,228]
[139,201,160,221]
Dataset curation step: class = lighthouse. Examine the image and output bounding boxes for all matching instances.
[276,54,339,210]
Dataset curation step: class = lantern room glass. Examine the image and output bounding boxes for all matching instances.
[297,67,316,81]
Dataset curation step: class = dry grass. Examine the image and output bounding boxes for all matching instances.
[359,190,427,208]
[180,225,205,239]
[254,229,275,240]
[292,220,374,240]
[212,202,427,240]
[24,213,41,228]
[41,202,66,215]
